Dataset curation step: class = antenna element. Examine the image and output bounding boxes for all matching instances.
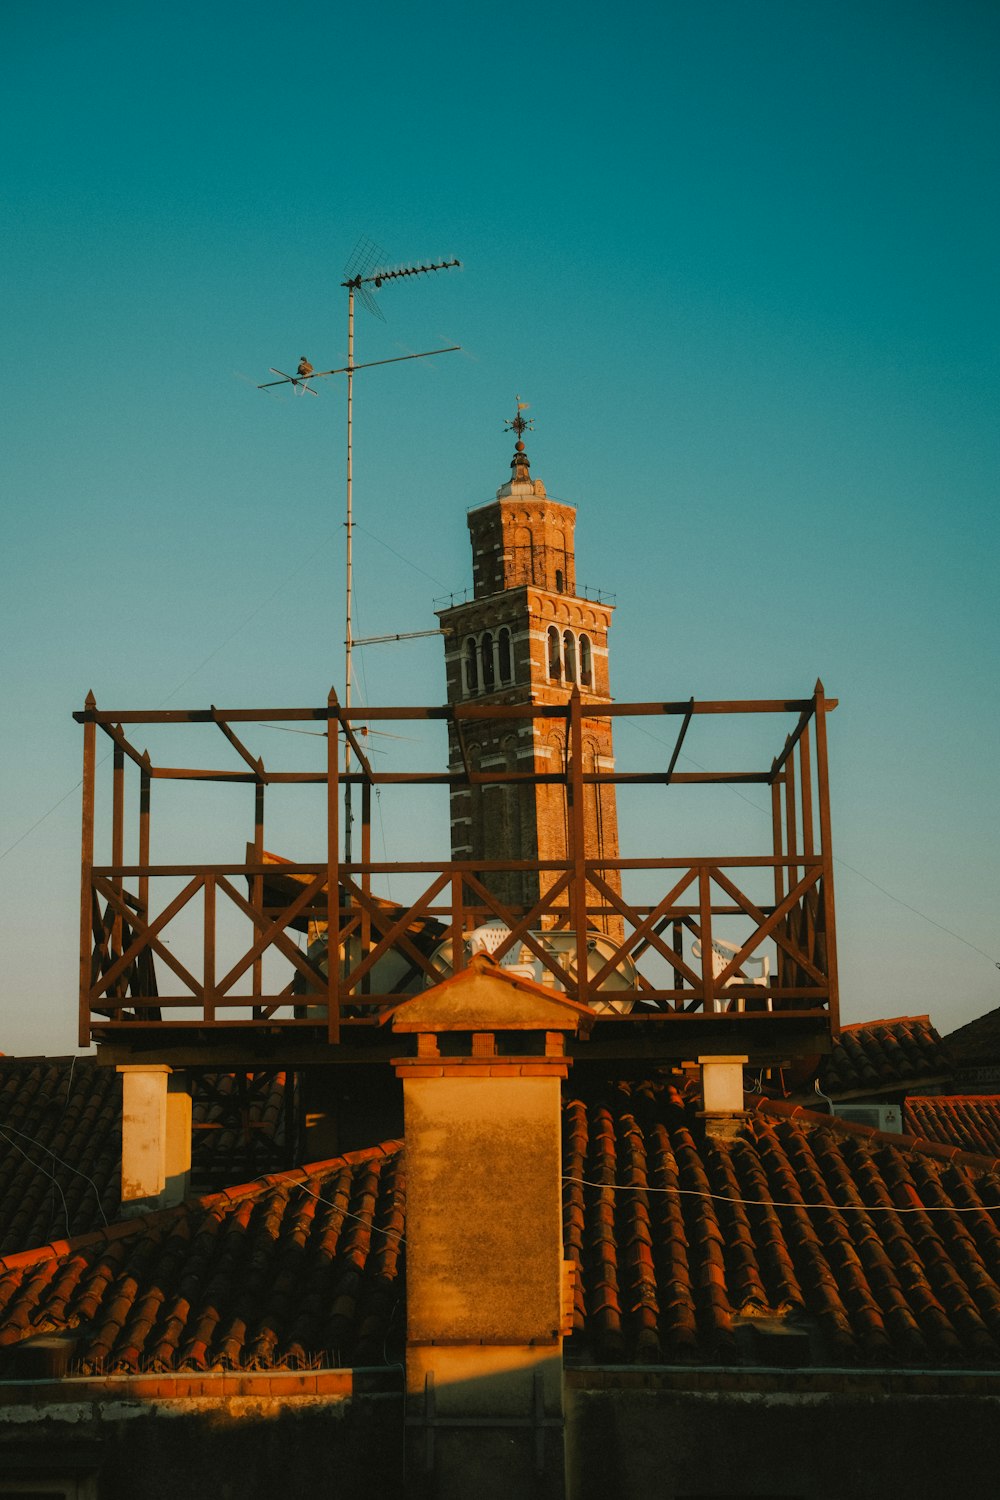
[256,243,462,862]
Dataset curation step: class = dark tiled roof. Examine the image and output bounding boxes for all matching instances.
[562,1083,1000,1367]
[0,1059,293,1256]
[0,1144,404,1375]
[0,1059,121,1257]
[819,1016,952,1099]
[906,1097,1000,1157]
[189,1070,295,1185]
[5,1080,1000,1373]
[944,1007,1000,1067]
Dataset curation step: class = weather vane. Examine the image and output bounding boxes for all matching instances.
[504,396,534,443]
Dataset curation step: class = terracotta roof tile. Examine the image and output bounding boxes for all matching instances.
[0,1143,403,1375]
[906,1096,1000,1157]
[0,1059,296,1256]
[562,1084,1000,1367]
[6,1069,1000,1372]
[0,1059,121,1255]
[188,1070,295,1184]
[820,1017,952,1098]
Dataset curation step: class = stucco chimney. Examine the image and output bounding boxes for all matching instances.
[389,955,589,1496]
[118,1065,192,1213]
[698,1054,750,1140]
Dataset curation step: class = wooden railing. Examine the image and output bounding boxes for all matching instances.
[84,855,835,1037]
[77,687,839,1046]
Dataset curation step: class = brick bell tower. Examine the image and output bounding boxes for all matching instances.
[436,403,621,931]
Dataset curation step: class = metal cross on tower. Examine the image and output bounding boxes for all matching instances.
[504,396,534,442]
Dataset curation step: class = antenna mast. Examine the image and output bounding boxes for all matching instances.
[259,242,461,863]
[339,246,461,860]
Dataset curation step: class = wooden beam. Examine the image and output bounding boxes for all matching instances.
[211,706,267,780]
[664,698,694,784]
[98,720,149,770]
[75,695,839,727]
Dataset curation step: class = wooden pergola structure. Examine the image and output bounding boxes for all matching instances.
[76,684,839,1068]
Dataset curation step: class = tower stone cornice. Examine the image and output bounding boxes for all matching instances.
[437,587,613,637]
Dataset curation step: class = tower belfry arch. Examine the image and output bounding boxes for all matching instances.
[437,405,622,935]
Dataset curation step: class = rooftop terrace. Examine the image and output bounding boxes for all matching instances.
[75,684,839,1068]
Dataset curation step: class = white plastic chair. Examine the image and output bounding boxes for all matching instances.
[466,921,537,980]
[692,937,771,1013]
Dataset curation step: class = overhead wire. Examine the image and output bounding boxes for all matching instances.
[290,1178,405,1244]
[157,528,340,706]
[0,1120,111,1228]
[0,495,454,868]
[0,526,342,864]
[0,780,84,864]
[561,1174,1000,1215]
[258,723,327,738]
[0,1125,72,1240]
[619,717,999,968]
[10,464,994,999]
[353,519,451,590]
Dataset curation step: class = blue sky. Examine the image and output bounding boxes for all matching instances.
[2,0,998,1054]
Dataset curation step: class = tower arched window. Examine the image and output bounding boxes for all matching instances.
[547,626,561,681]
[563,630,577,685]
[579,633,592,687]
[555,531,568,593]
[481,631,496,692]
[498,627,512,685]
[464,637,479,696]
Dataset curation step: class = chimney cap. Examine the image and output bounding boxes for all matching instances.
[383,954,595,1035]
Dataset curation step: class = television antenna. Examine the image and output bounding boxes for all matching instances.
[259,238,461,860]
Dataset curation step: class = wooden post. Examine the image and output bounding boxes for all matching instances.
[451,870,465,977]
[784,755,798,894]
[672,918,685,1010]
[784,755,799,997]
[799,724,816,981]
[568,691,588,1007]
[203,874,216,1023]
[813,680,840,1029]
[771,778,785,907]
[138,754,152,1007]
[798,724,814,859]
[79,692,97,1049]
[112,738,125,974]
[327,688,340,1044]
[361,778,371,995]
[253,775,264,1003]
[699,866,715,1014]
[138,755,151,920]
[770,776,784,993]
